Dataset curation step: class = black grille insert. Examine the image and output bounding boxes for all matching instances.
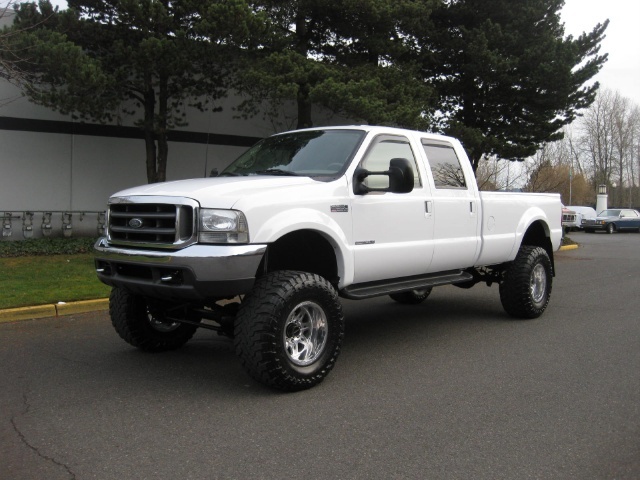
[109,203,194,245]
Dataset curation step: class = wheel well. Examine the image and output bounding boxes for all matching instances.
[521,220,555,275]
[257,230,339,285]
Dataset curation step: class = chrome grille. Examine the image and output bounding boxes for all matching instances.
[107,197,198,249]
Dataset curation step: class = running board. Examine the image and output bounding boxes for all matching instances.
[340,270,474,300]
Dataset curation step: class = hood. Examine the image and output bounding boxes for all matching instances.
[111,176,325,209]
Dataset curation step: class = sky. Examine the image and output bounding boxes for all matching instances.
[37,0,640,107]
[561,0,640,106]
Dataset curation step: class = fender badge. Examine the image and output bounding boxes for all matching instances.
[331,205,348,213]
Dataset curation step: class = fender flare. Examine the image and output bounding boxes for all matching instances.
[251,208,354,288]
[509,206,554,261]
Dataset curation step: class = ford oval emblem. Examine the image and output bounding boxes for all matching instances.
[129,218,144,228]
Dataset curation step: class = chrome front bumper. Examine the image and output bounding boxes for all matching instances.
[94,238,267,301]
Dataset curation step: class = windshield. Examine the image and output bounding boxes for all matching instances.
[222,129,366,178]
[599,209,621,217]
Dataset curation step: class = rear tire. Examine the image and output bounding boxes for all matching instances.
[389,288,432,304]
[109,287,198,352]
[234,271,344,391]
[499,246,552,319]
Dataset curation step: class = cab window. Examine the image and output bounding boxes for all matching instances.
[360,135,421,189]
[422,140,467,189]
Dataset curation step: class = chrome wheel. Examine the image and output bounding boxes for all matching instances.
[283,301,328,366]
[530,263,547,307]
[235,271,344,391]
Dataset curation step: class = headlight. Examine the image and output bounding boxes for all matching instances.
[199,209,249,244]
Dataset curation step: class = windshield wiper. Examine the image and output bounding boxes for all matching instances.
[254,169,299,176]
[218,172,244,177]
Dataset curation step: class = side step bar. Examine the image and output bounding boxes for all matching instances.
[340,270,474,300]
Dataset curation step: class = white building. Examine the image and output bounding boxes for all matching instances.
[0,76,347,239]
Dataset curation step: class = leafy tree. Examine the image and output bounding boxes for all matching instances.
[6,0,259,183]
[234,0,333,129]
[1,0,63,103]
[237,0,437,131]
[4,0,612,186]
[578,89,640,206]
[316,0,438,129]
[423,0,608,172]
[1,0,27,86]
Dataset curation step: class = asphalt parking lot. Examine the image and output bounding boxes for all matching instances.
[1,230,639,480]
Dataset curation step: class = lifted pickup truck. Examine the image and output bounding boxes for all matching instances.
[95,126,562,391]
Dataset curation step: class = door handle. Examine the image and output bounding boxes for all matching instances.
[425,201,433,213]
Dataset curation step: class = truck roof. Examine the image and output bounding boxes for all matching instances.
[280,125,460,143]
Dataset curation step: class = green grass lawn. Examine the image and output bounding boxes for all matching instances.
[0,254,111,309]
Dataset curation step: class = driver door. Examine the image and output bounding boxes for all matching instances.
[351,134,434,283]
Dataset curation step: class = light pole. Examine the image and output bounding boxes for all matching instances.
[569,165,572,205]
[611,182,617,208]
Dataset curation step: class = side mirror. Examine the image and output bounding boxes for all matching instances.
[353,158,414,195]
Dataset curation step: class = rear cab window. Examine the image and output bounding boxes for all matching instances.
[421,139,468,189]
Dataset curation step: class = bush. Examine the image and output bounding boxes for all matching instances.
[0,237,98,257]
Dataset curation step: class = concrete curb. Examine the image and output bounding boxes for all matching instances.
[0,298,108,324]
[559,244,579,251]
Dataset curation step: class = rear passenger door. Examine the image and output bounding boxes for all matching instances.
[422,139,480,272]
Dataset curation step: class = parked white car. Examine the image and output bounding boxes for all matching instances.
[568,206,597,230]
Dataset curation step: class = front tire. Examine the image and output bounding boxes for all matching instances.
[389,288,432,304]
[499,246,552,319]
[109,287,198,352]
[234,271,344,391]
[606,223,616,234]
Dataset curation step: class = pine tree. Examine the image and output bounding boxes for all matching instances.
[6,0,258,183]
[423,0,608,171]
[237,0,438,130]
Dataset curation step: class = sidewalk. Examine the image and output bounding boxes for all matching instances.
[0,244,579,324]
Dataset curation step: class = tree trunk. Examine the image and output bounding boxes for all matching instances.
[296,81,312,129]
[143,83,158,184]
[156,75,169,183]
[295,10,312,130]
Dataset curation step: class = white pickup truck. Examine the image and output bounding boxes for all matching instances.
[95,126,562,391]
